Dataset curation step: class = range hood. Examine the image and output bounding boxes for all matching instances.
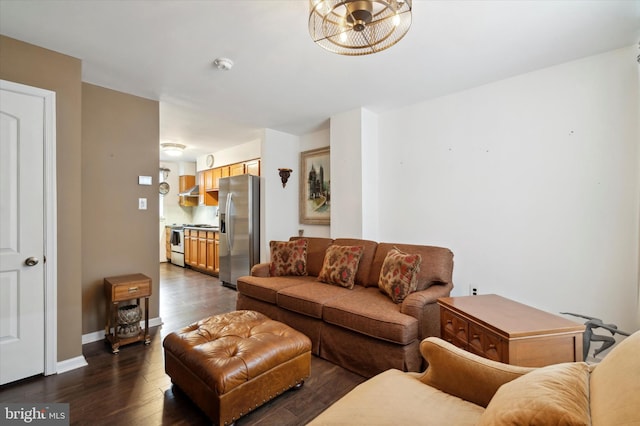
[179,185,199,197]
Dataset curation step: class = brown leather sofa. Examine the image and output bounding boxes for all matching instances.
[236,237,454,377]
[309,330,640,425]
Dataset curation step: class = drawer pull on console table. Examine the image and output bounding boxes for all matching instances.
[104,273,152,354]
[438,294,585,367]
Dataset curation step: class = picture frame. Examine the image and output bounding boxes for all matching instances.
[300,147,330,225]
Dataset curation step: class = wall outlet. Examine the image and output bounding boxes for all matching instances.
[469,285,478,296]
[138,198,147,210]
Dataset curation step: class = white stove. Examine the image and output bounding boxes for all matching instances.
[169,226,185,267]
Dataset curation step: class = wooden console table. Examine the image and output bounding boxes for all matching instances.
[104,273,152,354]
[438,294,584,367]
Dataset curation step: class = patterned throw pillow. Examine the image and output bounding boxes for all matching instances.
[378,248,422,303]
[317,245,364,289]
[269,239,308,276]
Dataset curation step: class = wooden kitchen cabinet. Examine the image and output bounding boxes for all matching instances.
[183,228,219,277]
[245,159,260,176]
[205,169,216,191]
[230,163,245,176]
[165,227,171,261]
[201,169,218,206]
[188,231,198,267]
[206,231,215,274]
[184,229,190,264]
[179,175,197,207]
[211,168,222,190]
[197,231,207,269]
[212,166,230,189]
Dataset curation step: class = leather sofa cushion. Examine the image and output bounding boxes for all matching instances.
[368,243,454,290]
[277,282,350,319]
[323,286,418,345]
[290,237,334,276]
[237,275,317,304]
[333,238,378,286]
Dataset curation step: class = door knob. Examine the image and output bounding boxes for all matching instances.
[25,257,39,266]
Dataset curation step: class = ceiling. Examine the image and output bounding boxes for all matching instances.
[1,1,638,162]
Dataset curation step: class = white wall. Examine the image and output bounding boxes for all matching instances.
[159,160,194,261]
[376,46,639,331]
[330,109,364,238]
[196,139,261,171]
[261,128,300,262]
[361,109,379,241]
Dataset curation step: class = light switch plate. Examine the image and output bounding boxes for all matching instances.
[138,198,147,210]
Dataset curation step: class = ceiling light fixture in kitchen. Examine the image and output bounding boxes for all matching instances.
[308,0,412,56]
[161,143,186,157]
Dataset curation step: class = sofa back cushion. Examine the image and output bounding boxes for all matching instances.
[368,243,453,290]
[333,238,378,286]
[290,237,334,277]
[589,330,640,426]
[378,247,422,303]
[269,239,308,276]
[317,245,364,289]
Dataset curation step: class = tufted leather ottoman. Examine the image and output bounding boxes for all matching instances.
[163,310,311,425]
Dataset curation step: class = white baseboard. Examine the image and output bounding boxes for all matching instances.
[81,316,164,345]
[56,355,88,374]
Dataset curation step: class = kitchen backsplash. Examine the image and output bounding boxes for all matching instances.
[192,205,219,226]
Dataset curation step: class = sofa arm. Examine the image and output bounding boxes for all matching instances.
[417,337,533,408]
[401,282,453,339]
[250,262,270,277]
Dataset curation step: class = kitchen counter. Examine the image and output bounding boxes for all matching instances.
[165,224,219,231]
[184,225,219,231]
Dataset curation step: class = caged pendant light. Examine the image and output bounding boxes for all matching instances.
[309,0,412,56]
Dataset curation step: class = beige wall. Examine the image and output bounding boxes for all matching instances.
[81,83,160,334]
[0,35,83,361]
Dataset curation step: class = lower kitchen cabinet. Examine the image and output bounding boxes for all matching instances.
[183,228,219,277]
[188,231,198,268]
[197,231,207,270]
[206,231,215,274]
[165,227,171,261]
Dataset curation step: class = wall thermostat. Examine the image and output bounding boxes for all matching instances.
[138,176,152,185]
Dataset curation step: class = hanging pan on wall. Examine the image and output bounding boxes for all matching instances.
[159,167,171,195]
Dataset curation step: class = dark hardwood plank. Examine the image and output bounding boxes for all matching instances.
[0,263,366,425]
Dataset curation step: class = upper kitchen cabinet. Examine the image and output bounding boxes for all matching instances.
[200,170,218,206]
[230,163,245,176]
[198,159,260,207]
[245,159,260,176]
[178,175,197,207]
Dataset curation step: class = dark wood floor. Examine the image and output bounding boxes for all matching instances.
[0,263,366,425]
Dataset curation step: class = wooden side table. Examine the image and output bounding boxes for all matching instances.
[438,294,585,367]
[104,273,152,354]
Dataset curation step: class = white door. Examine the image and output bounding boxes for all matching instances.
[0,83,47,385]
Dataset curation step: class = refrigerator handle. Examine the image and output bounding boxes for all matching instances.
[226,192,233,252]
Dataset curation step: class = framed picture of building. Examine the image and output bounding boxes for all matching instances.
[300,147,330,225]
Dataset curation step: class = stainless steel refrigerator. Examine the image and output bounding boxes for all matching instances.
[219,174,260,289]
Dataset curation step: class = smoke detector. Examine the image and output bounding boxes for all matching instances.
[213,57,234,71]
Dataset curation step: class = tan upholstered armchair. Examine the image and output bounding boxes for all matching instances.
[310,330,640,425]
